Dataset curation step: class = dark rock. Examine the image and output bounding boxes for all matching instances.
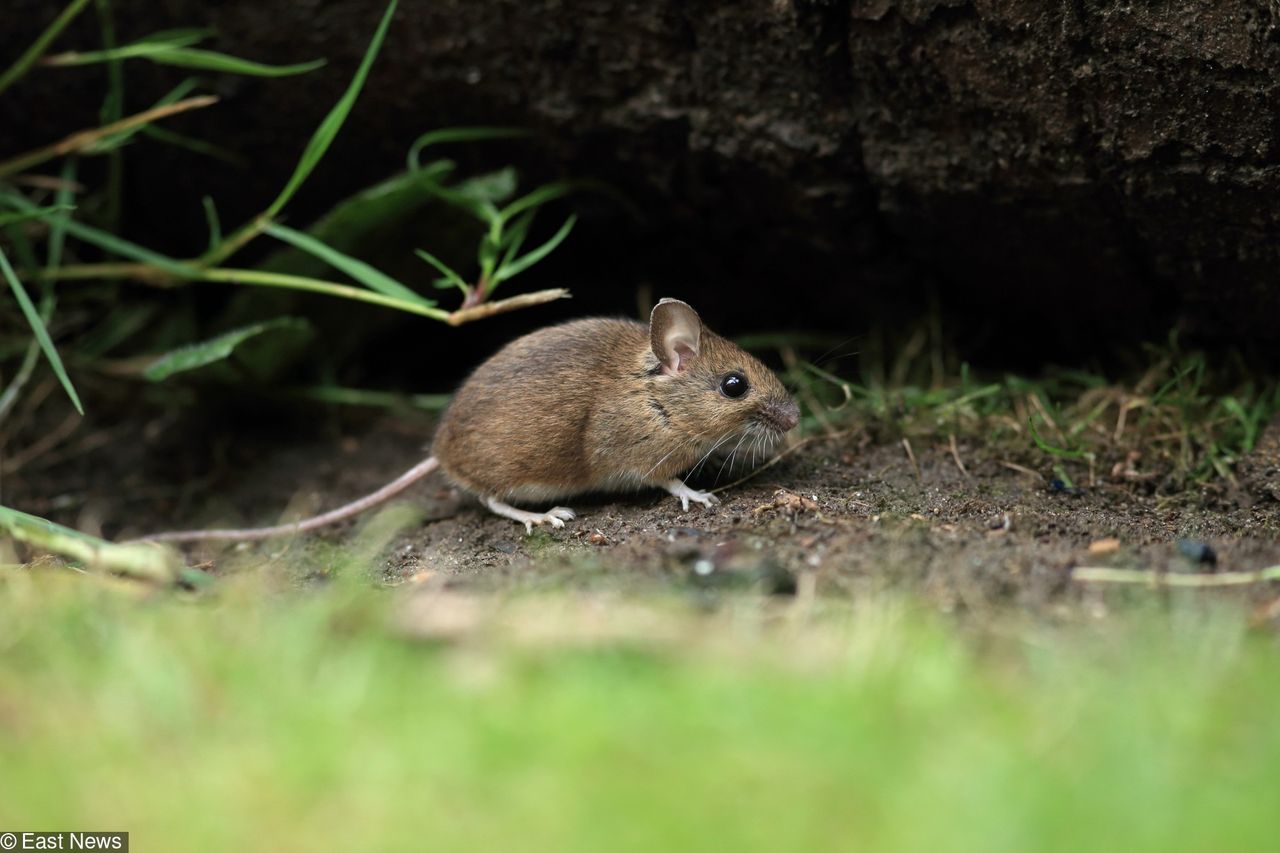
[4,0,1280,361]
[1048,478,1084,496]
[1177,539,1218,567]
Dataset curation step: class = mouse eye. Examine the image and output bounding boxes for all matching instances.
[719,371,749,399]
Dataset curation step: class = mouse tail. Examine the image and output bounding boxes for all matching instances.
[132,456,441,543]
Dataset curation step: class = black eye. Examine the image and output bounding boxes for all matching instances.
[719,371,749,399]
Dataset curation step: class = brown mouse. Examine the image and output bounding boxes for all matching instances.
[140,298,799,541]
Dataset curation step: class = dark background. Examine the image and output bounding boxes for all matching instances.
[5,0,1280,389]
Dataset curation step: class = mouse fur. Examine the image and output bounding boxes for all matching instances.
[432,299,799,527]
[138,299,799,540]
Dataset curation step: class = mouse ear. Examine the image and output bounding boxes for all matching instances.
[650,298,702,375]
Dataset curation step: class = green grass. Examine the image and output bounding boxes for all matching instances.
[772,328,1279,491]
[1,570,1277,852]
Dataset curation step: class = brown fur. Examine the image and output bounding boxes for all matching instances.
[432,313,798,503]
[136,303,799,541]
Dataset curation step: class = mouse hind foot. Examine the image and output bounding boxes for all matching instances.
[662,480,720,511]
[483,497,576,534]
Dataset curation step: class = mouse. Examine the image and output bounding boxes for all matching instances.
[139,298,800,541]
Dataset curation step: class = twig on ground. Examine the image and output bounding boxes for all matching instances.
[949,433,971,479]
[999,460,1044,482]
[1073,565,1280,587]
[902,437,922,482]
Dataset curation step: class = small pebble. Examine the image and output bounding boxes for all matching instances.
[1088,537,1121,556]
[1177,539,1217,566]
[1048,479,1084,496]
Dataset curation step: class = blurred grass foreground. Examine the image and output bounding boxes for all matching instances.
[0,569,1277,852]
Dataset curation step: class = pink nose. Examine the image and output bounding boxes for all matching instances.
[763,399,800,432]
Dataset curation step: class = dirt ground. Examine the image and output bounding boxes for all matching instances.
[10,405,1278,616]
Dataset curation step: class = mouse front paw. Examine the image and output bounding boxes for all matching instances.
[663,480,721,512]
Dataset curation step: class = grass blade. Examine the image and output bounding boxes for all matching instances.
[477,231,499,284]
[414,249,468,293]
[499,209,535,250]
[498,180,579,223]
[200,0,397,266]
[0,505,178,582]
[142,317,312,381]
[265,0,395,219]
[258,169,458,279]
[200,268,450,321]
[0,204,75,228]
[0,0,94,96]
[94,0,125,231]
[202,196,222,252]
[145,48,325,77]
[453,167,518,205]
[0,204,65,424]
[496,215,576,282]
[286,385,451,411]
[46,158,79,273]
[41,27,210,65]
[44,27,322,78]
[403,167,517,227]
[265,223,435,306]
[1028,414,1089,460]
[497,210,534,272]
[0,247,83,414]
[0,192,197,277]
[88,78,202,153]
[419,183,501,225]
[407,127,529,172]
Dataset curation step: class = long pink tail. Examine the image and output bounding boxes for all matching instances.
[136,456,441,543]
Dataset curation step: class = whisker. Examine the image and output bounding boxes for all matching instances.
[644,424,715,479]
[714,431,751,485]
[685,429,739,484]
[782,336,862,396]
[811,335,862,371]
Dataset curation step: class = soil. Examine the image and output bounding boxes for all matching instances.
[8,405,1279,616]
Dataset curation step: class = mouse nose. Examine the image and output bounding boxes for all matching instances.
[762,398,800,432]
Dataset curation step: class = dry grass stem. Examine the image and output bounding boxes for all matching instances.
[446,288,571,325]
[0,96,220,179]
[1073,565,1280,587]
[902,437,922,482]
